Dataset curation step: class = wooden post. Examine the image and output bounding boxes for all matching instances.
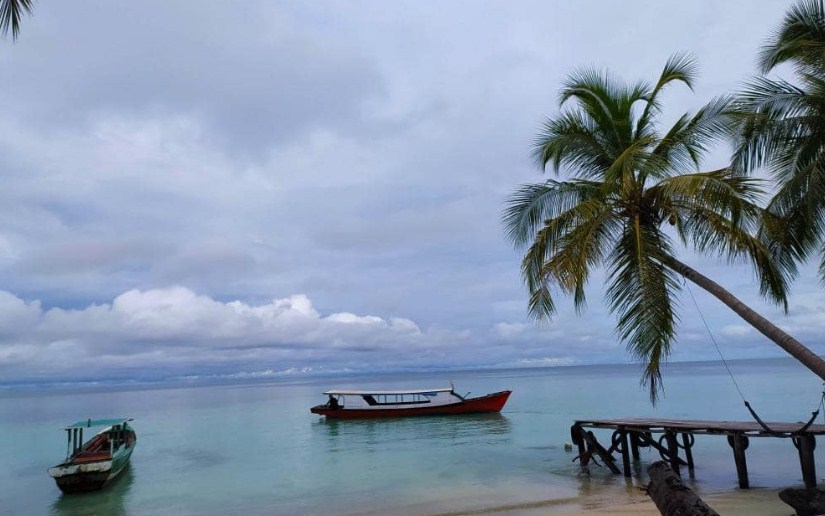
[797,434,817,489]
[665,431,680,476]
[571,424,587,468]
[582,431,621,474]
[571,424,591,473]
[646,434,688,466]
[630,432,641,461]
[576,431,586,459]
[681,433,695,471]
[619,430,632,477]
[728,433,749,489]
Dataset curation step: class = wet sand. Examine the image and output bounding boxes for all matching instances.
[571,489,792,515]
[409,487,793,516]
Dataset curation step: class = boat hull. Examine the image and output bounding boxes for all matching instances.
[52,469,115,494]
[311,390,511,419]
[49,442,135,494]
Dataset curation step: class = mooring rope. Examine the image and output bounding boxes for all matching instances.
[683,280,822,436]
[683,280,746,401]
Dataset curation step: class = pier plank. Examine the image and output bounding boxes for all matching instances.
[575,418,825,436]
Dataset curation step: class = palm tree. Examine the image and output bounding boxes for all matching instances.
[732,0,825,282]
[504,54,825,401]
[1,0,33,40]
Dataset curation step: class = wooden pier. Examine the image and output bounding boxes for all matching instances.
[571,417,825,489]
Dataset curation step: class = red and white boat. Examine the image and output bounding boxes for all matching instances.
[310,386,511,419]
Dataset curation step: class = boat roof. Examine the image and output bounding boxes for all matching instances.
[63,418,132,429]
[324,388,453,396]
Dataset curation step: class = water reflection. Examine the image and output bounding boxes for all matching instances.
[50,464,134,516]
[312,413,512,453]
[574,471,640,511]
[155,445,228,471]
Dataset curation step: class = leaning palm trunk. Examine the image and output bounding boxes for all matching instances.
[662,255,825,380]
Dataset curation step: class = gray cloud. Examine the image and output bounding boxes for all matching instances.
[1,2,384,154]
[0,0,819,384]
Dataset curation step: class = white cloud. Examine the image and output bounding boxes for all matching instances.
[721,325,753,337]
[0,287,487,381]
[515,357,578,367]
[494,322,527,339]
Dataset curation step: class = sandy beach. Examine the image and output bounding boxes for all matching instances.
[404,486,793,516]
[571,489,792,516]
[353,484,793,516]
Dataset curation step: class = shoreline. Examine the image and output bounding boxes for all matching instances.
[354,486,794,516]
[572,488,791,515]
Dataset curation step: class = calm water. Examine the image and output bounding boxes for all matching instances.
[0,359,821,515]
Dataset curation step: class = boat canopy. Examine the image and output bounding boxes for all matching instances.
[324,388,453,396]
[63,418,132,430]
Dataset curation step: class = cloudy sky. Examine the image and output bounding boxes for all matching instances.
[1,0,822,385]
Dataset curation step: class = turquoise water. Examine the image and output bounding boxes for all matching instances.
[1,359,821,515]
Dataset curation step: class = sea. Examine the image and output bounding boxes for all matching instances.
[0,358,821,515]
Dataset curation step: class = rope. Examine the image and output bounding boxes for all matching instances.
[684,281,747,402]
[684,280,821,436]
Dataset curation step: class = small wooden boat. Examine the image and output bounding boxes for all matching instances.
[310,386,511,419]
[48,418,137,494]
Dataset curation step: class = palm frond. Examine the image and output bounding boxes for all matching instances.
[519,197,615,318]
[649,170,791,307]
[759,0,825,74]
[0,0,33,40]
[760,160,825,266]
[729,76,813,174]
[681,206,790,309]
[605,221,679,403]
[503,179,602,247]
[537,200,620,313]
[653,96,734,175]
[603,134,658,190]
[559,69,644,153]
[636,53,698,139]
[651,170,765,222]
[532,110,613,174]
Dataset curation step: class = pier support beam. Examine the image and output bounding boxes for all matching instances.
[796,435,817,489]
[629,432,641,461]
[582,430,621,474]
[681,433,695,471]
[571,424,587,471]
[573,417,825,489]
[614,429,631,477]
[728,433,750,489]
[665,431,681,477]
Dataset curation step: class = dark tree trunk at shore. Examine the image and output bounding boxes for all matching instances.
[646,461,719,516]
[779,487,825,516]
[661,256,825,381]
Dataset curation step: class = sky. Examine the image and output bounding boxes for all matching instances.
[1,0,823,386]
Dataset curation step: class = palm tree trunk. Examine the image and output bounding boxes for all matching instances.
[661,255,825,381]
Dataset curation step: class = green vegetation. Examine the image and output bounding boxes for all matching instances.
[505,2,825,400]
[732,0,825,283]
[0,0,33,40]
